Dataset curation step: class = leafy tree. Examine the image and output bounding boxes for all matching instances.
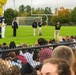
[51,7,71,25]
[18,5,31,16]
[4,8,18,25]
[19,5,25,13]
[44,7,52,14]
[25,5,31,12]
[71,7,76,23]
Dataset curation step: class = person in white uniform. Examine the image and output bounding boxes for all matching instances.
[1,19,6,38]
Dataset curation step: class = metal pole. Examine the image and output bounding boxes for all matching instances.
[13,0,15,10]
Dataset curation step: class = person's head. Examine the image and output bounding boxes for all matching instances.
[20,43,28,48]
[35,64,42,75]
[7,51,16,59]
[38,38,48,45]
[41,58,71,75]
[9,65,21,75]
[74,36,76,40]
[52,46,75,75]
[72,48,76,75]
[0,58,11,75]
[9,41,16,49]
[65,34,70,41]
[3,42,9,49]
[52,46,74,66]
[34,19,37,22]
[39,19,42,22]
[57,21,60,25]
[21,63,37,75]
[14,18,16,20]
[2,19,5,22]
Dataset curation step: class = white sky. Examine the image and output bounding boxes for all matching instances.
[5,0,76,12]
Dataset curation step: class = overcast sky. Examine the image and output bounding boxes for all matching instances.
[5,0,76,11]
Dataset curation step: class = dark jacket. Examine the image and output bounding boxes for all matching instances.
[38,22,42,27]
[12,21,18,29]
[55,24,61,30]
[32,22,37,28]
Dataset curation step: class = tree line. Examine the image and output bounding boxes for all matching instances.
[4,5,76,26]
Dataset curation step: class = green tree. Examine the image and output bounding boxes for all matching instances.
[25,5,31,12]
[19,5,25,13]
[18,5,31,16]
[44,7,52,14]
[4,8,18,25]
[71,7,76,23]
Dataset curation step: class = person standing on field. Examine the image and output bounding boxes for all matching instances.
[54,21,61,39]
[1,19,6,38]
[32,19,37,36]
[12,18,18,37]
[38,19,43,36]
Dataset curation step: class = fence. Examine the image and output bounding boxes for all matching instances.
[0,42,76,53]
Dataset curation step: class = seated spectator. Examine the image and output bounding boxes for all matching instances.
[7,51,27,68]
[9,65,21,75]
[9,41,17,49]
[2,42,9,49]
[72,48,76,75]
[52,46,75,75]
[74,36,76,42]
[15,50,27,65]
[21,63,37,75]
[38,38,52,63]
[1,42,9,60]
[0,44,3,50]
[35,64,42,75]
[0,58,11,75]
[65,34,70,42]
[22,49,41,68]
[41,58,71,75]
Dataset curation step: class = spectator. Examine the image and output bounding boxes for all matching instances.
[35,64,42,75]
[7,51,27,69]
[15,50,28,65]
[72,48,76,75]
[21,63,37,75]
[41,58,71,75]
[38,38,52,63]
[0,58,11,75]
[9,41,17,49]
[52,46,75,75]
[22,49,41,68]
[9,65,21,75]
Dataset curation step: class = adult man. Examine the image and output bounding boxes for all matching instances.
[12,18,18,37]
[41,58,71,75]
[38,19,43,36]
[54,21,61,39]
[32,19,37,36]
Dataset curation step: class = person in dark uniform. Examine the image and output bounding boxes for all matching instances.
[12,18,18,37]
[38,19,43,36]
[32,19,37,36]
[54,21,61,39]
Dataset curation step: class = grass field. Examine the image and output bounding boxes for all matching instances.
[0,26,76,45]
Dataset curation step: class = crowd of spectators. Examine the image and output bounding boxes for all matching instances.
[0,35,76,75]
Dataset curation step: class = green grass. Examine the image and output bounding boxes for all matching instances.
[0,26,76,45]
